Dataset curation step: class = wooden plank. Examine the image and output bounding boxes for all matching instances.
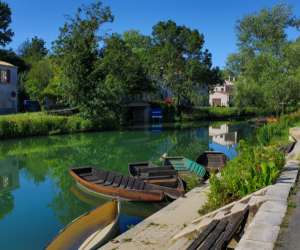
[186,220,219,250]
[103,172,116,186]
[112,175,123,187]
[133,179,142,190]
[198,219,228,250]
[210,207,249,250]
[126,178,135,189]
[119,176,129,188]
[93,171,109,184]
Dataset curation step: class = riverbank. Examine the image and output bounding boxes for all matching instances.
[0,107,271,139]
[0,112,95,139]
[101,127,300,250]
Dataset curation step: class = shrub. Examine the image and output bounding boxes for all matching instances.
[0,112,94,139]
[200,141,285,213]
[182,107,265,121]
[201,110,300,214]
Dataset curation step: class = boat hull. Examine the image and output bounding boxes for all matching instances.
[46,201,119,250]
[69,168,165,202]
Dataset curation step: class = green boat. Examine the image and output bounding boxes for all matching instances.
[162,155,209,179]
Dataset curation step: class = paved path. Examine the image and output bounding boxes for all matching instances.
[101,185,209,250]
[276,177,300,250]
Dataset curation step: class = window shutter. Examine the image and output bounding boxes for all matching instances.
[6,70,10,83]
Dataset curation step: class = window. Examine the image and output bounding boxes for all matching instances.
[1,70,10,83]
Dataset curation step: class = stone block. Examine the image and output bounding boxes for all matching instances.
[250,210,285,227]
[230,202,248,214]
[243,223,280,242]
[259,201,287,214]
[235,239,274,250]
[265,185,291,201]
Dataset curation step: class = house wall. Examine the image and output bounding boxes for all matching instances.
[209,92,230,107]
[0,64,18,114]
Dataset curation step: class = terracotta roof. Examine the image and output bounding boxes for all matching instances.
[0,61,16,67]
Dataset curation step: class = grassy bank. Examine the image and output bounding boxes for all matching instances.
[182,107,269,121]
[200,110,300,214]
[0,112,94,139]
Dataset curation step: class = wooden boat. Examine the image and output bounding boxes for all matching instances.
[128,161,179,187]
[196,151,228,173]
[69,167,185,201]
[46,200,120,250]
[162,155,209,180]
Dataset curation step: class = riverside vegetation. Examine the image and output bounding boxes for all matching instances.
[0,113,94,139]
[200,111,300,214]
[0,106,268,139]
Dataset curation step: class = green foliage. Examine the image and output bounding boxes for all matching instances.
[201,141,285,213]
[0,113,94,139]
[150,20,222,115]
[202,111,300,213]
[227,4,300,113]
[18,36,48,64]
[0,1,13,46]
[182,107,264,121]
[182,174,200,192]
[256,110,300,145]
[24,58,53,103]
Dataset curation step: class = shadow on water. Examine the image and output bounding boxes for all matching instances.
[0,121,255,250]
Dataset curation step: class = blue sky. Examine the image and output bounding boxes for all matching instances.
[4,0,300,68]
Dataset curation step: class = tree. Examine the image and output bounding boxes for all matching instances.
[236,4,300,57]
[18,36,48,64]
[228,4,300,113]
[0,1,13,47]
[52,1,114,123]
[150,20,220,115]
[23,57,63,104]
[101,34,152,96]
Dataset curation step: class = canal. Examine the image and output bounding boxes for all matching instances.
[0,121,254,250]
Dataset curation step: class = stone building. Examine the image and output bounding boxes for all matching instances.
[0,61,18,114]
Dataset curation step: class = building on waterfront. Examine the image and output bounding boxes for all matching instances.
[209,78,234,107]
[0,61,18,114]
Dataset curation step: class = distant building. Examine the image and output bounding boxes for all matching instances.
[209,78,234,107]
[0,61,18,114]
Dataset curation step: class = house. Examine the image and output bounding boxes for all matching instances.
[0,61,18,114]
[209,78,234,107]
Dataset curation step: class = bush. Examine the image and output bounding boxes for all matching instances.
[182,107,266,121]
[256,110,300,145]
[200,110,300,214]
[200,141,285,213]
[0,112,94,139]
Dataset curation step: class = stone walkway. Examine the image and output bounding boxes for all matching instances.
[101,185,209,250]
[275,177,300,250]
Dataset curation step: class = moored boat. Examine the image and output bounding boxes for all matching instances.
[196,151,228,173]
[128,161,179,187]
[69,167,185,201]
[161,155,209,179]
[46,200,120,250]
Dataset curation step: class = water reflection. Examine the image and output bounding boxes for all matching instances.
[0,158,19,220]
[0,121,254,250]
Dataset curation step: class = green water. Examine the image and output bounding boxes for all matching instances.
[0,121,254,250]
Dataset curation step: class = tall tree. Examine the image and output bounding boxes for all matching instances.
[18,36,48,64]
[150,20,219,115]
[52,1,113,123]
[0,1,13,47]
[228,4,300,113]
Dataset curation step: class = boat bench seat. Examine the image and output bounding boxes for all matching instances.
[104,172,117,186]
[137,166,174,173]
[186,206,249,250]
[119,176,129,188]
